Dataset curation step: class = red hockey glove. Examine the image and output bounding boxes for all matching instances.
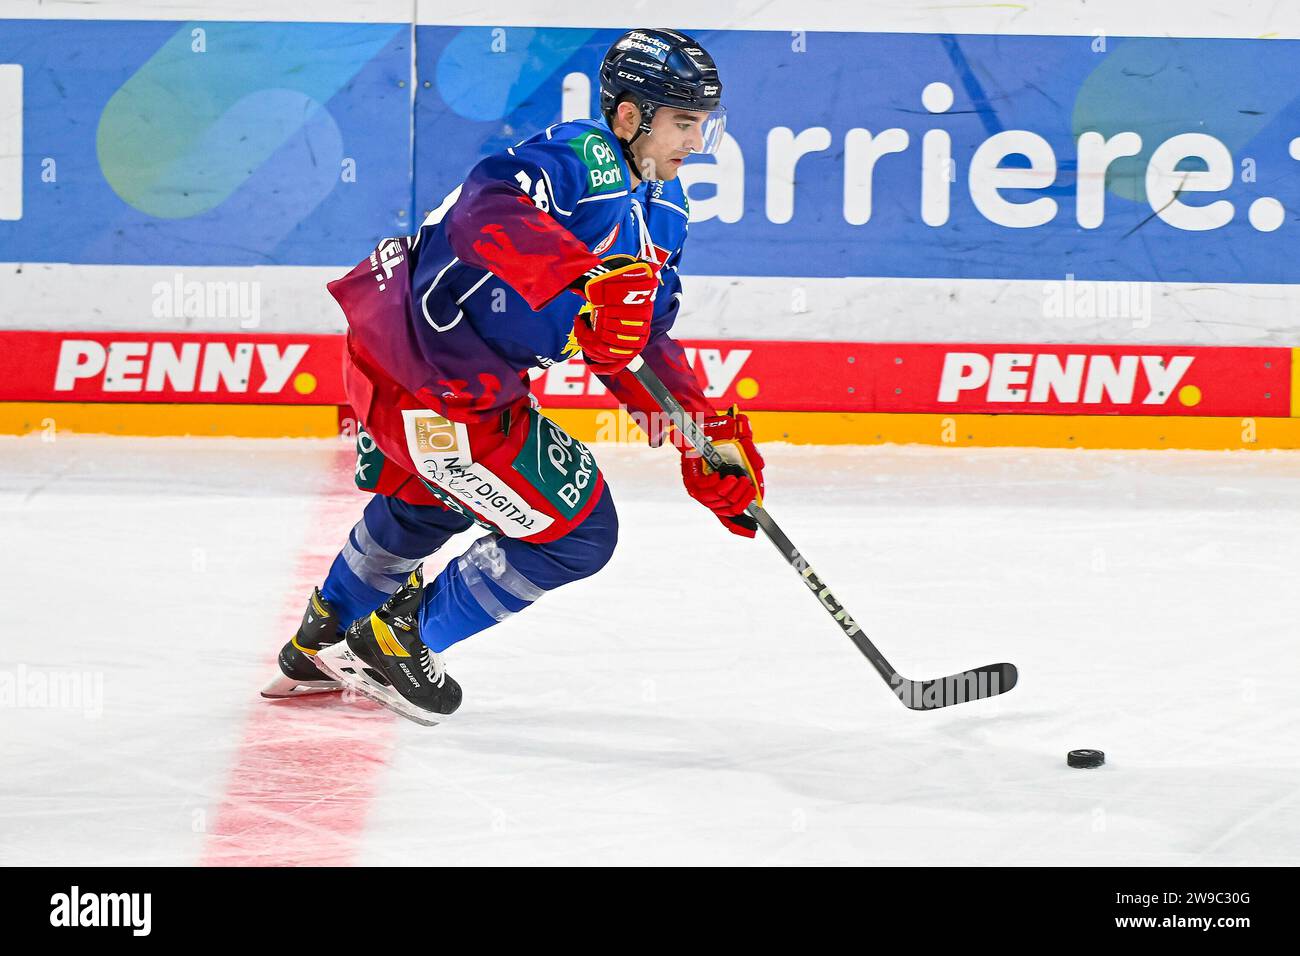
[680,406,765,538]
[567,254,657,375]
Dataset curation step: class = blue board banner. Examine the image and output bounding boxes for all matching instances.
[416,27,1300,284]
[2,21,1298,283]
[0,19,411,266]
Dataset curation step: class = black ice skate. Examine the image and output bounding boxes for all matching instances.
[311,567,462,727]
[261,588,346,698]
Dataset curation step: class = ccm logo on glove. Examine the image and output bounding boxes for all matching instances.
[566,254,658,375]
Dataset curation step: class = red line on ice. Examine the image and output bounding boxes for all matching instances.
[201,447,398,867]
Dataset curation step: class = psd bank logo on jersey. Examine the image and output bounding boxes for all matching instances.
[570,132,624,193]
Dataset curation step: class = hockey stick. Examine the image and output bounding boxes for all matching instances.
[627,356,1018,710]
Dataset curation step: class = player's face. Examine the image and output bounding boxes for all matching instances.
[633,108,709,182]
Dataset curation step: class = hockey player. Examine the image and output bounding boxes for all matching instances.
[262,29,765,725]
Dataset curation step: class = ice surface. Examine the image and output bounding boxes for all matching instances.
[2,434,1298,865]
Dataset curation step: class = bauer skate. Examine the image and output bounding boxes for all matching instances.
[261,588,346,698]
[312,567,462,727]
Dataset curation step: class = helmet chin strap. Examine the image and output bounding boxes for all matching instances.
[614,101,658,180]
[617,130,641,173]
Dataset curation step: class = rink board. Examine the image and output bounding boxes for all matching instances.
[3,20,1299,284]
[1,330,1298,449]
[4,403,1299,451]
[3,16,1300,348]
[3,15,1299,450]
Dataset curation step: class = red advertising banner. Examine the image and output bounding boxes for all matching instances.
[0,331,347,405]
[873,343,1288,417]
[531,340,1289,417]
[0,331,1287,418]
[528,340,868,411]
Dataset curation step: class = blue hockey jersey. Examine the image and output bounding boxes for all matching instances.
[332,118,713,435]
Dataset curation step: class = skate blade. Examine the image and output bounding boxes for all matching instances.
[260,672,342,699]
[313,642,445,728]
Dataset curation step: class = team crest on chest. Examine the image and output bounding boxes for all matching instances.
[592,223,620,256]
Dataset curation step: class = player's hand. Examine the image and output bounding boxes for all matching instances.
[680,406,765,538]
[569,254,657,375]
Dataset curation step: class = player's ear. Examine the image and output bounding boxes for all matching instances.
[617,98,641,132]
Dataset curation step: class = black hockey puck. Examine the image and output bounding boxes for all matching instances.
[1067,749,1105,769]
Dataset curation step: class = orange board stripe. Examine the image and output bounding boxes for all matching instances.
[5,402,1300,451]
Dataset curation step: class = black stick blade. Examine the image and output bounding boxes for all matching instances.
[894,662,1018,711]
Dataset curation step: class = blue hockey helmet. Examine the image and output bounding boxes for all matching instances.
[599,29,726,155]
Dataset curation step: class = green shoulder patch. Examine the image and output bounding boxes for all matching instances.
[569,130,625,195]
